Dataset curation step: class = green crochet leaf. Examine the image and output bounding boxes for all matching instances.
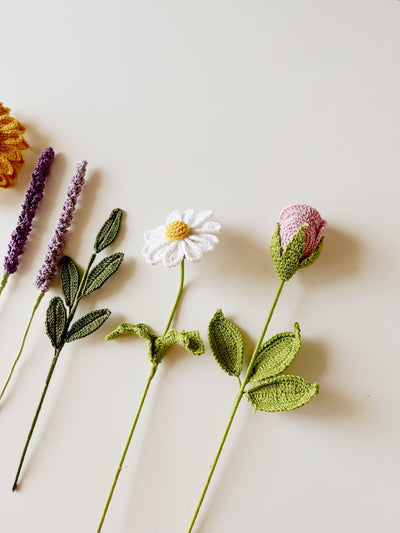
[66,309,111,342]
[208,309,243,377]
[105,323,157,362]
[46,297,67,348]
[178,330,205,356]
[60,256,81,308]
[105,322,155,341]
[153,329,179,364]
[246,375,319,412]
[299,237,324,270]
[249,323,301,382]
[84,252,124,295]
[94,208,123,253]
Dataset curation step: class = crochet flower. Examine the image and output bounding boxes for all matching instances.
[270,204,326,281]
[0,103,29,188]
[279,204,326,258]
[142,209,222,267]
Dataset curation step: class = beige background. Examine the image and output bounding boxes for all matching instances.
[1,1,399,532]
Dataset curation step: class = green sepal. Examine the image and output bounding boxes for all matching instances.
[178,330,205,356]
[94,208,123,253]
[208,309,243,377]
[270,224,307,281]
[249,323,301,382]
[270,223,283,268]
[246,375,319,412]
[46,296,67,348]
[66,309,111,342]
[84,252,124,295]
[299,237,324,269]
[60,256,81,308]
[105,323,157,362]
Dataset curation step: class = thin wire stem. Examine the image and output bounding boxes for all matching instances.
[0,291,44,401]
[97,259,186,531]
[97,364,157,532]
[163,259,185,335]
[186,280,285,533]
[12,348,60,491]
[0,272,10,297]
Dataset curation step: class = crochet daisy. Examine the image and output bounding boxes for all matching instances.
[142,209,222,267]
[0,103,29,188]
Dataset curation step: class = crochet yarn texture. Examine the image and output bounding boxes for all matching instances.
[279,204,326,258]
[142,209,222,267]
[34,160,87,292]
[0,103,29,188]
[3,147,54,274]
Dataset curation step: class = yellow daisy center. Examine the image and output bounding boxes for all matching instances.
[165,220,190,241]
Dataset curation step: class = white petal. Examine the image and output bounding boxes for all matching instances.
[182,209,195,225]
[181,238,204,262]
[162,242,184,267]
[143,225,165,244]
[166,210,182,225]
[189,233,218,251]
[193,221,222,234]
[142,241,170,265]
[190,210,213,229]
[142,235,167,257]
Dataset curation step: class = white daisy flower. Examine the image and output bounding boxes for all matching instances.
[142,209,222,267]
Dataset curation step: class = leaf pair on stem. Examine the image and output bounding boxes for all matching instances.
[209,309,318,412]
[12,208,124,491]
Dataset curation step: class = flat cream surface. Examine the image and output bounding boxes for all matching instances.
[1,1,399,532]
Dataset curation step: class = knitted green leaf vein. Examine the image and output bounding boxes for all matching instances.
[95,208,123,253]
[246,375,319,412]
[66,309,111,342]
[208,309,243,377]
[60,256,81,308]
[46,297,67,348]
[249,323,301,382]
[84,252,124,295]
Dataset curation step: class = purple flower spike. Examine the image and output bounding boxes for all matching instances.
[33,160,87,292]
[3,147,55,275]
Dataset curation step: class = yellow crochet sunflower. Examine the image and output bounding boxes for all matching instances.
[0,103,29,188]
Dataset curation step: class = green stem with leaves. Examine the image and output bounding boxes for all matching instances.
[97,259,185,532]
[11,253,97,491]
[186,280,285,533]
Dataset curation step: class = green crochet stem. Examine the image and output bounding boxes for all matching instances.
[97,259,185,532]
[163,259,185,335]
[0,291,45,401]
[12,253,97,491]
[186,279,285,533]
[12,347,60,491]
[0,272,10,297]
[97,364,157,532]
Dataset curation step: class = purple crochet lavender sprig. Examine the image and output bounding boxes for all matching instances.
[0,160,87,402]
[0,147,55,296]
[34,160,87,292]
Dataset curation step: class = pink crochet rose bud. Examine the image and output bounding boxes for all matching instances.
[270,204,326,281]
[279,204,326,258]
